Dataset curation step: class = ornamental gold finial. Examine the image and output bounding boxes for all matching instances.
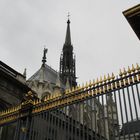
[86,81,88,87]
[65,89,68,94]
[123,68,127,75]
[96,78,99,84]
[82,83,84,88]
[78,84,80,88]
[100,76,103,83]
[107,73,111,81]
[111,73,115,80]
[72,87,75,92]
[132,64,135,72]
[104,75,107,82]
[93,79,95,86]
[119,69,123,77]
[89,80,92,86]
[128,66,131,74]
[136,63,140,71]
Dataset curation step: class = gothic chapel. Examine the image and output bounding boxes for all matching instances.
[27,18,77,99]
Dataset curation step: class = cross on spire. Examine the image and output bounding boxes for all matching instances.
[67,12,70,19]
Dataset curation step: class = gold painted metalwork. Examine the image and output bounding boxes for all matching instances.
[100,86,103,93]
[119,69,123,77]
[123,68,127,75]
[136,63,140,71]
[112,82,116,89]
[89,80,92,86]
[120,79,124,87]
[128,66,131,74]
[104,84,107,92]
[124,77,129,85]
[100,76,103,83]
[85,82,88,88]
[132,64,135,72]
[116,77,120,88]
[96,78,99,85]
[133,75,138,82]
[1,64,140,126]
[96,87,100,94]
[92,79,96,86]
[129,76,133,84]
[108,83,112,91]
[111,73,115,80]
[107,74,111,81]
[82,83,84,88]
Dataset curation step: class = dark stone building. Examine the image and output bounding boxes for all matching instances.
[59,19,77,88]
[123,4,140,40]
[0,61,31,110]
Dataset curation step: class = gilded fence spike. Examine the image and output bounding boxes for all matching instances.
[33,100,35,105]
[68,89,70,93]
[104,75,107,82]
[89,80,92,86]
[107,73,111,81]
[35,99,37,105]
[36,99,39,104]
[111,73,115,80]
[121,78,125,87]
[53,94,56,99]
[112,81,116,89]
[133,74,138,82]
[136,63,140,71]
[93,79,95,86]
[78,84,81,88]
[44,97,46,102]
[128,66,131,74]
[72,87,75,92]
[96,78,99,84]
[108,83,111,91]
[50,95,53,100]
[48,95,50,101]
[132,64,135,72]
[124,77,129,85]
[100,76,103,83]
[100,86,103,93]
[65,89,68,94]
[123,68,127,75]
[86,82,88,87]
[82,83,84,88]
[119,69,123,77]
[55,93,58,98]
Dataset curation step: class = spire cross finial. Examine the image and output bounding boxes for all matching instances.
[42,47,48,66]
[67,12,70,19]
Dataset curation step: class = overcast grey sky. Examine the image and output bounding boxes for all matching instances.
[0,0,140,84]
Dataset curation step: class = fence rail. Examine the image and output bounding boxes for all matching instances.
[0,64,140,140]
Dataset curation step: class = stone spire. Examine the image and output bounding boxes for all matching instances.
[65,18,71,45]
[59,16,77,88]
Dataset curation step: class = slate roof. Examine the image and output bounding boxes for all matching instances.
[28,64,65,88]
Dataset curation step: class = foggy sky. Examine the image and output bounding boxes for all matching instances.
[0,0,140,84]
